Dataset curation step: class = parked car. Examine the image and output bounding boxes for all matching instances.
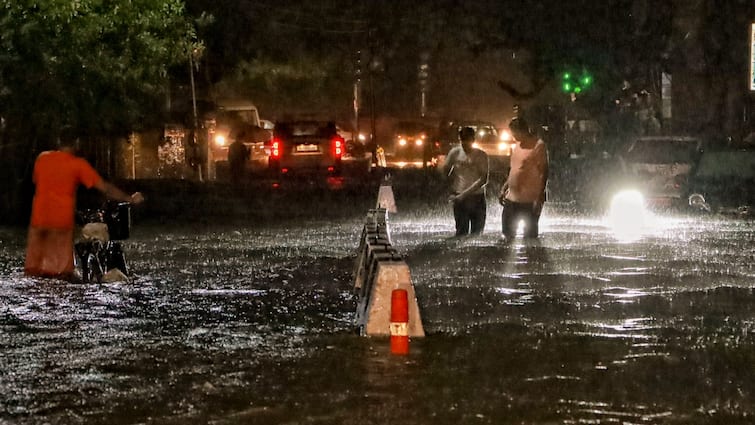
[469,123,512,175]
[268,120,344,176]
[379,121,437,168]
[205,99,271,175]
[616,136,704,210]
[336,122,373,174]
[687,148,755,217]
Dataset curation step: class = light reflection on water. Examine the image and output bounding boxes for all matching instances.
[0,208,754,424]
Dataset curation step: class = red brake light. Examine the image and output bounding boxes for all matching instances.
[271,137,282,159]
[673,174,687,189]
[332,136,344,158]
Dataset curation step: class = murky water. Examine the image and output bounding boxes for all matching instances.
[1,203,754,424]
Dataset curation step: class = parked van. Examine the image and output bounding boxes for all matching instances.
[205,99,271,177]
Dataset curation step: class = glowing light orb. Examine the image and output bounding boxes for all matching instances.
[607,190,647,241]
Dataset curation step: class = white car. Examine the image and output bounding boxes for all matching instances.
[618,136,703,209]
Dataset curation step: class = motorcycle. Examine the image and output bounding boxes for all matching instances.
[74,201,132,283]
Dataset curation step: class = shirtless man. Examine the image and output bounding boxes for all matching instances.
[499,117,549,241]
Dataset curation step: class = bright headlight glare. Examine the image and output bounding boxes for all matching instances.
[214,134,226,146]
[415,139,423,146]
[398,138,407,146]
[607,189,647,241]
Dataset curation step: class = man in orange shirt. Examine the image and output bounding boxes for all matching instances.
[25,127,144,280]
[499,117,549,241]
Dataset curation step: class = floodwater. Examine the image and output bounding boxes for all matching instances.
[1,199,754,424]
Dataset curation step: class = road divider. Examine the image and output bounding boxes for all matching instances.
[354,208,424,339]
[376,177,397,213]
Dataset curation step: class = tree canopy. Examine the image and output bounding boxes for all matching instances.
[0,0,196,142]
[182,0,662,120]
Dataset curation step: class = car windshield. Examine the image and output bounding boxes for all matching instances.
[277,122,335,137]
[695,150,755,179]
[395,122,430,135]
[220,110,256,126]
[460,125,497,143]
[218,111,254,126]
[624,139,699,163]
[453,124,496,139]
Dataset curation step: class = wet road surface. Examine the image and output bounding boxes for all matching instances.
[1,190,754,424]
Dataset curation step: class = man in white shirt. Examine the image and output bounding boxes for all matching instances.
[499,117,549,241]
[443,127,489,236]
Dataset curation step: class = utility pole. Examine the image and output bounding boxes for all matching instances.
[368,29,378,152]
[418,52,430,118]
[354,50,361,141]
[189,47,203,182]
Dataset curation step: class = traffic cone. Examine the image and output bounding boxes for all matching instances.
[390,289,409,355]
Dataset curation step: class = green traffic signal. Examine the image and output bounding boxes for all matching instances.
[561,69,592,93]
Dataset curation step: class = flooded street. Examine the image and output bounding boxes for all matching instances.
[1,194,754,424]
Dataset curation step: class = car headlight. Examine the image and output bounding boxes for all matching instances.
[398,138,407,146]
[606,189,647,241]
[214,134,227,147]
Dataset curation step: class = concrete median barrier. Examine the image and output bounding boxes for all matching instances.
[354,208,424,337]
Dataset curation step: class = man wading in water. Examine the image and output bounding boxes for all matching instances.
[499,117,549,242]
[25,127,144,281]
[443,126,489,236]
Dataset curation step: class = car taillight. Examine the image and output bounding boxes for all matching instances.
[271,137,282,159]
[673,174,687,189]
[332,136,344,158]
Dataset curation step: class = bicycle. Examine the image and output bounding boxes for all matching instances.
[74,201,132,283]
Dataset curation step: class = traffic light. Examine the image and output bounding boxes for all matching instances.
[561,69,592,94]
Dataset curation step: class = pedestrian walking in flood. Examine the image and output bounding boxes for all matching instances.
[228,131,250,186]
[499,117,549,241]
[25,126,144,281]
[442,126,489,236]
